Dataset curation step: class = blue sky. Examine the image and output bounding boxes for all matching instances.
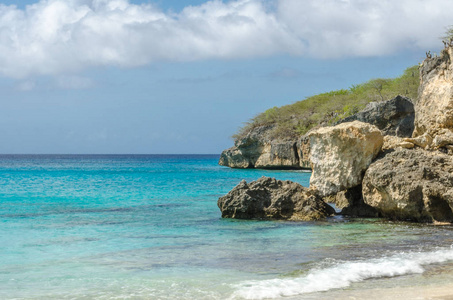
[0,0,449,154]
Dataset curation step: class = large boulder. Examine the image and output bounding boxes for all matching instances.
[413,47,453,149]
[338,95,415,137]
[309,121,383,197]
[218,177,335,221]
[219,125,300,169]
[362,148,453,223]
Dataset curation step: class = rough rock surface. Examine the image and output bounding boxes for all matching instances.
[297,135,312,169]
[338,95,415,137]
[413,47,453,149]
[309,121,383,197]
[362,148,453,222]
[254,141,299,168]
[382,135,415,150]
[404,133,433,149]
[217,177,335,220]
[219,125,301,169]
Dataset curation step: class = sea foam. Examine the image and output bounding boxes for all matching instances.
[231,247,453,299]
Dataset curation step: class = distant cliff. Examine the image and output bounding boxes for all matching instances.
[220,66,419,169]
[220,95,416,169]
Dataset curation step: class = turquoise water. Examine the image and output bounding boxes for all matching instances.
[2,155,453,299]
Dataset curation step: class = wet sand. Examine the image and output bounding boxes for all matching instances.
[309,284,453,300]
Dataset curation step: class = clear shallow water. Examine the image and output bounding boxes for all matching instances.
[1,155,453,299]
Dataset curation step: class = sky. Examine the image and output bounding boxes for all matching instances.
[0,0,450,154]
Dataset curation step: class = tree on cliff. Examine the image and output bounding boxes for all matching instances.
[442,26,453,46]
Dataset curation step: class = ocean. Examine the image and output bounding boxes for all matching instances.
[1,154,453,299]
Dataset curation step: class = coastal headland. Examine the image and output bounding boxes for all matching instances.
[219,45,453,223]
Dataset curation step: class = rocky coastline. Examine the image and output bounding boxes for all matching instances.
[218,46,453,223]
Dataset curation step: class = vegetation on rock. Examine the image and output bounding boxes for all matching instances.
[233,65,419,140]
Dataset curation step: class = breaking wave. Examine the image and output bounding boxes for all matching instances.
[232,246,453,299]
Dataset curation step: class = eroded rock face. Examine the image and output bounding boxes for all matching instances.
[309,121,383,197]
[297,135,312,169]
[217,177,335,221]
[254,141,299,168]
[219,147,252,168]
[338,95,415,137]
[413,47,453,149]
[218,125,301,169]
[362,148,453,223]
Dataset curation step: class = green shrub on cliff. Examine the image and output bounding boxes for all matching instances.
[443,26,453,41]
[234,65,419,140]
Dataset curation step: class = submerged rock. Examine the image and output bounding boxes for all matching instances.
[217,177,335,221]
[309,121,383,197]
[338,95,415,137]
[362,148,453,223]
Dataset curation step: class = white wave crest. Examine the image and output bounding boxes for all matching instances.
[232,247,453,299]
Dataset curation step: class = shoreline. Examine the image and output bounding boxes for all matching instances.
[288,261,453,300]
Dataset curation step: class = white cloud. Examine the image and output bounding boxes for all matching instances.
[0,0,451,78]
[276,0,453,58]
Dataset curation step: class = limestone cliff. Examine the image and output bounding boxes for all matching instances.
[219,125,304,169]
[413,46,453,150]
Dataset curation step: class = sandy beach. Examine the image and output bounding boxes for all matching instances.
[306,284,453,300]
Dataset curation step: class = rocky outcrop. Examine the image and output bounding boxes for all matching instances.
[338,95,415,137]
[362,148,453,223]
[220,95,415,170]
[217,177,335,221]
[309,121,383,197]
[413,47,453,150]
[219,125,301,169]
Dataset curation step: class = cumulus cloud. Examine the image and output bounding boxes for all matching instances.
[0,0,451,78]
[277,0,453,58]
